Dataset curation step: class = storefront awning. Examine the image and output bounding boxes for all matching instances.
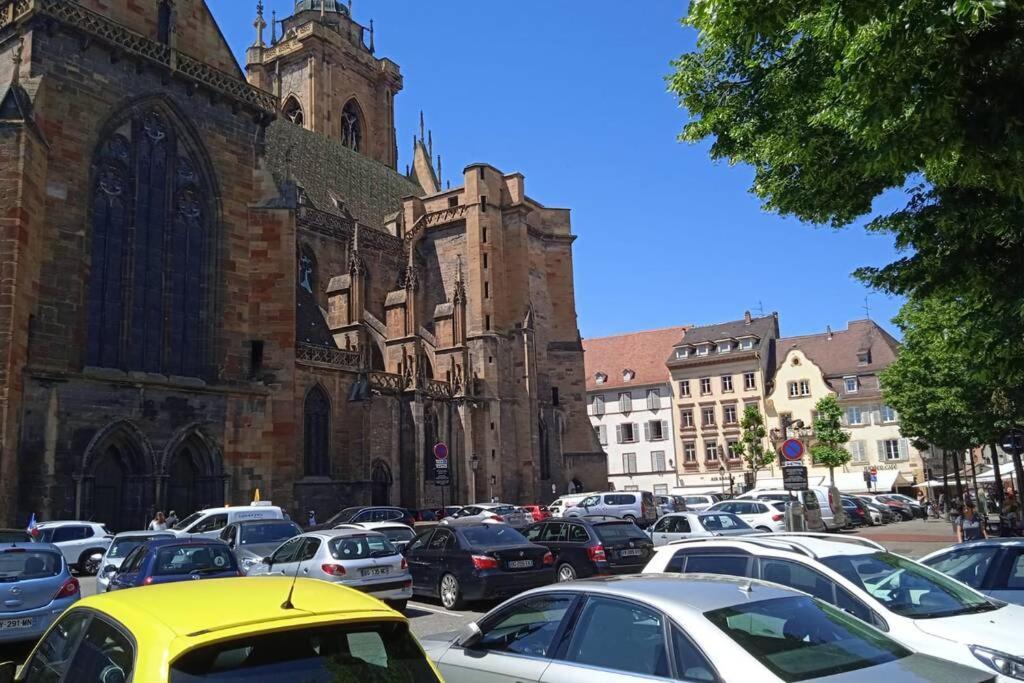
[832,470,910,493]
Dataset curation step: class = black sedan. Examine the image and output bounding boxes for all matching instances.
[522,516,654,582]
[404,521,555,610]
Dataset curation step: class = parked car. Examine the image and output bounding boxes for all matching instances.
[441,504,535,529]
[249,529,413,612]
[3,577,441,682]
[858,496,898,523]
[170,502,284,539]
[312,506,415,531]
[564,491,659,526]
[218,519,302,575]
[863,494,917,520]
[107,538,239,591]
[738,486,844,530]
[0,543,79,644]
[842,496,871,527]
[334,521,418,552]
[405,522,554,610]
[97,531,174,592]
[33,521,112,575]
[643,532,1024,681]
[708,499,786,532]
[673,492,721,511]
[648,511,757,546]
[886,493,927,518]
[419,573,993,683]
[654,495,677,516]
[547,492,596,517]
[520,505,551,522]
[0,530,33,543]
[921,539,1024,605]
[522,517,654,582]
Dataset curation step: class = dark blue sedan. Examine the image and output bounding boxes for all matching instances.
[106,538,239,591]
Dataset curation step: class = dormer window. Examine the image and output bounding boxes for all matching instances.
[717,342,733,354]
[844,376,859,393]
[675,348,690,359]
[622,369,636,382]
[857,350,871,366]
[696,345,710,357]
[595,372,607,385]
[739,338,756,350]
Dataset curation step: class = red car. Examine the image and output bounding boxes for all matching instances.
[521,505,550,522]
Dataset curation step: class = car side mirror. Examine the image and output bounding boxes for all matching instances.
[103,565,116,575]
[262,556,272,566]
[0,661,15,683]
[457,622,483,649]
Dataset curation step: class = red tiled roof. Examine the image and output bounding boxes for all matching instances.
[582,327,689,392]
[777,320,900,378]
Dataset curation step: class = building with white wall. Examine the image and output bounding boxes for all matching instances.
[583,328,687,495]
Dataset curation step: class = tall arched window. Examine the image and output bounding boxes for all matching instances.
[340,100,363,152]
[283,96,304,127]
[304,386,331,477]
[87,106,212,377]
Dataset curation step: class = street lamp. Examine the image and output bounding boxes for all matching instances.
[719,464,726,496]
[469,455,479,503]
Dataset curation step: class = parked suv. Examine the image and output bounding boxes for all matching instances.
[34,521,112,575]
[644,533,1024,681]
[565,492,658,526]
[311,506,414,530]
[522,517,655,582]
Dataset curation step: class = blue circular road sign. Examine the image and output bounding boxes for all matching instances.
[782,439,804,461]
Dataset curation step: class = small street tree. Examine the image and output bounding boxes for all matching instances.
[736,405,774,488]
[811,396,851,485]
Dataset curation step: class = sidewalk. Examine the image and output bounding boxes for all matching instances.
[851,518,957,559]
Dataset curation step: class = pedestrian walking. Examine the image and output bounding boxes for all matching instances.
[148,511,167,531]
[165,510,178,527]
[977,487,989,518]
[955,501,986,543]
[1003,492,1021,536]
[307,510,317,527]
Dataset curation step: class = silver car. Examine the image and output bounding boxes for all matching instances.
[333,522,418,552]
[0,543,79,644]
[648,511,757,546]
[420,574,995,683]
[442,504,534,529]
[218,519,302,575]
[249,529,413,611]
[96,531,174,591]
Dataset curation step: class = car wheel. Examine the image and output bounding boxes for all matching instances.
[439,574,463,610]
[78,549,103,576]
[623,514,637,524]
[756,526,772,533]
[386,600,408,613]
[557,563,577,582]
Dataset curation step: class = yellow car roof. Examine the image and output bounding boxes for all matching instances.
[76,578,398,638]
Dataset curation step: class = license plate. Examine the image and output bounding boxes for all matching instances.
[619,549,644,557]
[507,560,533,569]
[361,567,389,577]
[0,617,33,630]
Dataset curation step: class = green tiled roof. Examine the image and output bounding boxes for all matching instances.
[265,120,422,230]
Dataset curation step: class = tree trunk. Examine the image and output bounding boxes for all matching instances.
[941,450,950,516]
[1013,442,1024,500]
[952,450,964,503]
[991,443,1004,506]
[970,449,979,495]
[829,466,835,486]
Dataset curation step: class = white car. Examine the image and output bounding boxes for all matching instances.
[644,532,1024,682]
[420,573,993,683]
[648,511,758,546]
[169,502,284,538]
[34,521,112,575]
[332,521,417,551]
[96,531,174,591]
[674,493,721,511]
[441,504,534,529]
[707,499,786,532]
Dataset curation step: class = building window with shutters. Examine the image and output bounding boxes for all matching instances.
[881,405,898,423]
[846,406,863,425]
[592,395,605,417]
[705,440,719,462]
[881,439,907,461]
[647,388,661,411]
[679,380,691,397]
[651,451,667,471]
[744,372,757,391]
[700,377,712,395]
[595,425,608,446]
[721,375,734,392]
[622,453,638,474]
[646,420,668,441]
[680,409,694,428]
[684,442,697,463]
[848,440,866,463]
[617,423,638,444]
[619,392,632,414]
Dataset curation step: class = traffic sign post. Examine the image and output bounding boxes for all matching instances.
[783,466,809,491]
[781,439,805,466]
[433,442,450,510]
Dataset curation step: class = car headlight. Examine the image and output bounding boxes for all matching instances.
[970,645,1024,679]
[240,557,260,570]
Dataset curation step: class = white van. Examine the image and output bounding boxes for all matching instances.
[547,492,596,517]
[738,485,847,531]
[170,502,284,538]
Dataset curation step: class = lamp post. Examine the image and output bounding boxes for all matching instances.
[489,474,497,503]
[718,464,726,496]
[469,455,479,504]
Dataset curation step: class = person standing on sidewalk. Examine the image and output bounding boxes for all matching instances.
[955,502,987,543]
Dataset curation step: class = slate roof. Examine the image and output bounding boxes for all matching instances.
[670,314,779,349]
[265,120,422,231]
[777,320,900,378]
[583,327,688,392]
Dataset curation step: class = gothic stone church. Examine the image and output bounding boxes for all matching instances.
[0,0,606,530]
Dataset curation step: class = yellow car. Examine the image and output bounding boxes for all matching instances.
[0,577,442,682]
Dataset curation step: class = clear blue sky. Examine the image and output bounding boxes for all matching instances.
[209,0,905,340]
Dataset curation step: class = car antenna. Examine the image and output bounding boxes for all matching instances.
[281,566,301,610]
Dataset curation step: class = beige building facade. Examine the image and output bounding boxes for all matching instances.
[667,313,780,494]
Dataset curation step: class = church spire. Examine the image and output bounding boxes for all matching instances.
[252,1,267,48]
[369,19,375,53]
[271,9,277,43]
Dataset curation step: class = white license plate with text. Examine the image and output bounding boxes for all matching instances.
[361,567,389,577]
[619,549,643,557]
[0,617,33,630]
[507,560,533,569]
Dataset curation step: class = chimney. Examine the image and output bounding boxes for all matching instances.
[827,325,833,340]
[744,311,752,325]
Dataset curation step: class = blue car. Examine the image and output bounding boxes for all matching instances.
[0,543,79,643]
[920,538,1024,605]
[107,538,239,591]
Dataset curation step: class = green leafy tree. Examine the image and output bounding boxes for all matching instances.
[810,396,851,484]
[735,405,774,487]
[669,1,1024,405]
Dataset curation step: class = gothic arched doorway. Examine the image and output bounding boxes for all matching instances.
[162,429,224,516]
[166,447,199,518]
[80,422,154,532]
[371,460,393,506]
[92,446,127,532]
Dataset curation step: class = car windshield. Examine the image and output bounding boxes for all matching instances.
[174,512,204,531]
[706,596,909,682]
[240,522,301,546]
[376,527,415,544]
[699,513,752,531]
[0,549,61,581]
[155,545,236,576]
[821,552,998,619]
[108,535,169,558]
[329,535,398,561]
[326,508,364,526]
[460,526,529,548]
[594,522,648,543]
[169,621,439,682]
